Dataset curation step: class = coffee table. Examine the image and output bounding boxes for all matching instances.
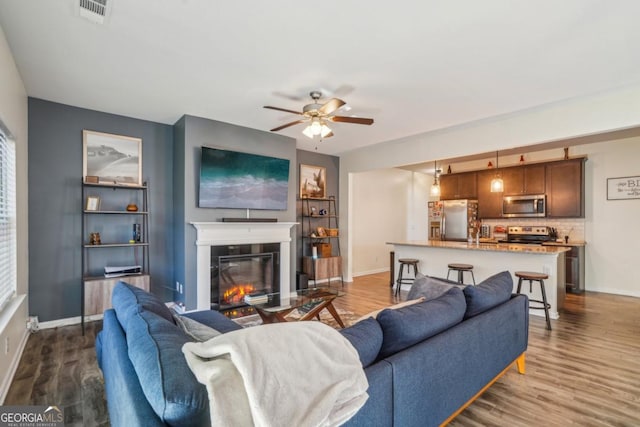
[252,287,346,328]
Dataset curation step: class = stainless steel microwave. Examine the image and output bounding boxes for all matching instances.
[502,194,546,218]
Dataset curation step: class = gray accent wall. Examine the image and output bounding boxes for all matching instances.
[173,115,297,310]
[28,98,174,321]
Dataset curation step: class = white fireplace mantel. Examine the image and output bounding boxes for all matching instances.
[191,222,297,311]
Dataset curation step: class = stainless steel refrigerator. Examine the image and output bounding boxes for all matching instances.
[441,200,478,241]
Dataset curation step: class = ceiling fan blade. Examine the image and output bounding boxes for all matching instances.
[319,98,346,116]
[264,106,303,115]
[270,120,305,132]
[329,116,374,125]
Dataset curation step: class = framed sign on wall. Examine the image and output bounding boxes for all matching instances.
[607,176,640,200]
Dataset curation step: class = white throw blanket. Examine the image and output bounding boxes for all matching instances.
[182,321,369,427]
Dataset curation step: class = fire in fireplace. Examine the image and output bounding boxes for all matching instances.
[222,284,256,305]
[210,243,280,311]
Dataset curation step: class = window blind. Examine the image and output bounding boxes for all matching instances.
[0,129,16,311]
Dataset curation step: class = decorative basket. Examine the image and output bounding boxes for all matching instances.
[326,228,339,237]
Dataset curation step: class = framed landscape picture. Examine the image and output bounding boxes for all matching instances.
[300,164,326,199]
[83,130,142,186]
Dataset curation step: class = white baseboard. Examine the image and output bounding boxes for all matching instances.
[38,313,104,330]
[0,328,29,405]
[353,268,390,278]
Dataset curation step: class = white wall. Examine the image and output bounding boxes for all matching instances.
[351,169,409,276]
[0,24,29,403]
[351,169,430,277]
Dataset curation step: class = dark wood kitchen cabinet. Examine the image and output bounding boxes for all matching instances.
[439,172,477,200]
[503,164,545,195]
[546,158,585,218]
[476,169,502,218]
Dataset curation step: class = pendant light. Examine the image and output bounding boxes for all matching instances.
[430,160,440,196]
[490,151,504,192]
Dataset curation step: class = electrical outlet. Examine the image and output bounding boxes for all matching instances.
[176,281,180,292]
[26,316,40,333]
[4,337,9,355]
[543,265,551,275]
[180,283,184,294]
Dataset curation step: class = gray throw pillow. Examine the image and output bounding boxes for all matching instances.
[407,273,466,301]
[173,314,221,342]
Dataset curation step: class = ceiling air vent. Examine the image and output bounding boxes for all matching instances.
[78,0,110,24]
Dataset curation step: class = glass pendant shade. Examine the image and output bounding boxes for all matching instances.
[430,182,440,196]
[490,151,503,192]
[490,176,504,192]
[430,160,440,196]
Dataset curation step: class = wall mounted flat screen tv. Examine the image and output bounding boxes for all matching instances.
[199,146,290,210]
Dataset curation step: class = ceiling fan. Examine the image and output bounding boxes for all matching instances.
[264,91,374,139]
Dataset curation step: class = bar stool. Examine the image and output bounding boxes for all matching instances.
[447,263,476,285]
[515,271,551,330]
[395,258,420,297]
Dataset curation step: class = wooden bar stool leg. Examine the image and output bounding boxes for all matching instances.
[539,279,552,330]
[395,264,405,297]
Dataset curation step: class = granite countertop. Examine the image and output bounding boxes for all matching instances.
[541,241,587,247]
[388,240,571,254]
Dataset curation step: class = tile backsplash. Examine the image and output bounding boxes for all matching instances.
[481,218,585,242]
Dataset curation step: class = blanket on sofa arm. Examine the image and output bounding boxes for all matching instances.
[182,321,368,427]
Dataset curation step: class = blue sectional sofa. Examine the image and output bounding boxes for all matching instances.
[96,271,528,426]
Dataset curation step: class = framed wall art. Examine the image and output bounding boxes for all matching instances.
[607,176,640,200]
[83,130,142,186]
[300,164,326,199]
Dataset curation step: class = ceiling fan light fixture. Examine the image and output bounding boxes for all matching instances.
[320,123,332,138]
[302,125,314,139]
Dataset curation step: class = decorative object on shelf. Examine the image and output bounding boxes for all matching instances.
[83,130,142,186]
[86,196,100,211]
[89,232,101,245]
[326,228,339,237]
[487,161,493,168]
[447,165,452,174]
[85,175,99,183]
[126,203,138,212]
[133,224,141,242]
[316,226,327,237]
[490,151,504,193]
[300,164,326,198]
[310,206,317,215]
[430,160,440,197]
[319,208,327,215]
[564,147,569,160]
[519,154,525,165]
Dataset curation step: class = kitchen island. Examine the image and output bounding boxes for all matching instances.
[388,240,570,320]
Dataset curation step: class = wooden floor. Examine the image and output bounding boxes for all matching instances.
[5,272,640,426]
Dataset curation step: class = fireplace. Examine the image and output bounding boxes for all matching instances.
[191,222,297,312]
[211,244,280,310]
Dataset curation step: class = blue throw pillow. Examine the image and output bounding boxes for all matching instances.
[340,317,384,368]
[407,273,466,301]
[463,271,513,318]
[112,281,175,330]
[127,309,210,426]
[377,287,466,358]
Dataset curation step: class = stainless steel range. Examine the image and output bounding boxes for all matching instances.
[504,226,554,244]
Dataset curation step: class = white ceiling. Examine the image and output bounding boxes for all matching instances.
[1,0,640,155]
